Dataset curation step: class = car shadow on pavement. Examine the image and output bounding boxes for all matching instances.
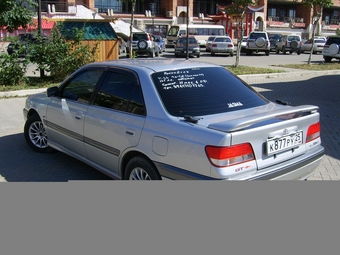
[0,133,112,182]
[251,74,340,161]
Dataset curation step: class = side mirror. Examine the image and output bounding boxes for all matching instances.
[46,86,58,97]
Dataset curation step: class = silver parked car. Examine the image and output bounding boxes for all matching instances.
[205,36,216,52]
[23,59,324,180]
[301,38,326,54]
[210,36,234,56]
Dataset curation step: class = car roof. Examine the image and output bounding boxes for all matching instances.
[83,59,219,74]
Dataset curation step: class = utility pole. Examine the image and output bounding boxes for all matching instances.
[186,0,189,59]
[37,0,44,77]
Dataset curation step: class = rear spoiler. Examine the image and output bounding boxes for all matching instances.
[208,105,319,132]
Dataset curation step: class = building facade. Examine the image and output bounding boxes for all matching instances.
[4,0,340,40]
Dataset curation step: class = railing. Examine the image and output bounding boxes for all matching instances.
[41,0,71,13]
[267,16,304,23]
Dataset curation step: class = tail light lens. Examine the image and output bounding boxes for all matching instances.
[228,43,233,48]
[212,43,217,47]
[205,143,255,167]
[306,122,321,143]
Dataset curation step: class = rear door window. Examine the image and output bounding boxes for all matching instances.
[152,67,268,117]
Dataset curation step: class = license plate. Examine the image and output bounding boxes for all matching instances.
[266,131,303,155]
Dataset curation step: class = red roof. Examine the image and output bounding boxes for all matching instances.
[20,19,55,30]
[1,19,55,31]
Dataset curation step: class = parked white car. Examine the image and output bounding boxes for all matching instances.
[210,36,234,56]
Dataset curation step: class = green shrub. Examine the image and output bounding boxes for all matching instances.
[29,24,99,81]
[0,53,28,86]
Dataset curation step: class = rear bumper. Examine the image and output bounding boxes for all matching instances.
[245,147,325,180]
[155,146,324,180]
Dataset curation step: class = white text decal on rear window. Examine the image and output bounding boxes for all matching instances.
[158,71,208,90]
[228,102,243,108]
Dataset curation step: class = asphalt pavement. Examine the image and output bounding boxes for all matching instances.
[0,57,339,181]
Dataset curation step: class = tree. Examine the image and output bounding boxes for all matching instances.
[0,0,37,33]
[299,0,333,64]
[225,0,256,67]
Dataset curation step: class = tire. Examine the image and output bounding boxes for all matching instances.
[137,40,148,50]
[230,52,234,57]
[290,40,298,49]
[297,50,301,55]
[265,50,269,56]
[197,54,200,58]
[324,56,332,63]
[124,156,161,180]
[275,48,280,54]
[211,52,215,56]
[255,37,266,47]
[246,50,251,56]
[329,43,339,55]
[24,114,53,153]
[282,48,286,54]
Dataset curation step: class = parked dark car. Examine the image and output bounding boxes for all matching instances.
[268,33,282,52]
[174,35,200,58]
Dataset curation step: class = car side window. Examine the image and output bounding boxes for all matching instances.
[60,69,104,104]
[94,71,146,116]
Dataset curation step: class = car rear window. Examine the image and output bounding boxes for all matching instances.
[215,37,231,42]
[177,38,197,44]
[249,33,267,39]
[325,37,340,45]
[151,67,268,117]
[287,36,300,41]
[133,33,148,41]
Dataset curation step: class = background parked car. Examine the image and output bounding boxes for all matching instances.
[210,36,234,56]
[118,36,127,55]
[205,36,216,52]
[126,32,160,58]
[275,35,302,55]
[240,36,248,53]
[246,31,270,56]
[322,35,340,62]
[174,35,200,58]
[300,38,326,54]
[268,33,282,52]
[154,35,166,53]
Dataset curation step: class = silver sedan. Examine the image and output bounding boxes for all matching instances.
[23,59,324,180]
[301,39,326,54]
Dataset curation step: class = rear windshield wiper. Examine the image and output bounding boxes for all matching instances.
[184,115,201,124]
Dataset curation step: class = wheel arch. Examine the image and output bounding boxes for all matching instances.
[26,108,39,119]
[120,150,160,179]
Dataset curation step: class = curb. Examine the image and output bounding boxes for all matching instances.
[238,69,340,80]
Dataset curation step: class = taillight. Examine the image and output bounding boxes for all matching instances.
[228,44,233,48]
[306,122,320,143]
[300,41,302,46]
[212,43,217,47]
[205,143,255,168]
